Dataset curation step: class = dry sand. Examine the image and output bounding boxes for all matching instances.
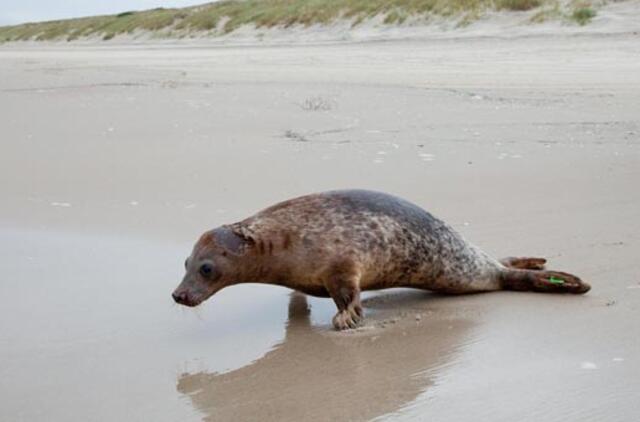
[1,31,639,421]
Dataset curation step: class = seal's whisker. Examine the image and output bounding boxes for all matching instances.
[191,307,204,321]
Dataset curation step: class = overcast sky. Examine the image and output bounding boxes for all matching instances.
[0,0,212,26]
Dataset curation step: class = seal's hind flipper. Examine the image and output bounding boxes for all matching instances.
[501,269,590,294]
[500,257,547,270]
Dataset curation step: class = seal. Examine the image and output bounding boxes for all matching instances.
[172,190,590,330]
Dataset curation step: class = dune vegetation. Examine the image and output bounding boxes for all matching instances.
[0,0,599,42]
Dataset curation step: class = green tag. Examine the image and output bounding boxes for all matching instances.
[549,276,565,285]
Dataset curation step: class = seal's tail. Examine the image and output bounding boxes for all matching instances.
[500,268,591,294]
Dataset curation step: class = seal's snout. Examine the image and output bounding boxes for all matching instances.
[172,291,194,306]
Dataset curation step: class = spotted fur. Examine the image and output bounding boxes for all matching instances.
[173,190,590,330]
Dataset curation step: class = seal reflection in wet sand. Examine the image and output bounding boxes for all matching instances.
[177,292,473,421]
[172,190,590,330]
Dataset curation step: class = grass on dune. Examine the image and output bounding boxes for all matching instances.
[0,7,186,41]
[571,6,596,25]
[0,0,597,42]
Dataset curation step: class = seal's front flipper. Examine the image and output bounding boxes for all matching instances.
[324,262,364,330]
[501,269,590,294]
[500,257,547,270]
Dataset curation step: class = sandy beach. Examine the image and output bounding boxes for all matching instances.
[1,30,639,421]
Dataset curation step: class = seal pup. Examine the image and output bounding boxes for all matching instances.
[172,190,590,330]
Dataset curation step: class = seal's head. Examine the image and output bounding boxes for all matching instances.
[172,226,250,307]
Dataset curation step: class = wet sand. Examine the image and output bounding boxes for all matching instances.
[1,34,639,421]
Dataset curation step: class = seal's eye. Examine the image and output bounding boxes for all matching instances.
[199,263,213,278]
[184,259,189,269]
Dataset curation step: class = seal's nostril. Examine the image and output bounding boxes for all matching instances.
[172,292,183,303]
